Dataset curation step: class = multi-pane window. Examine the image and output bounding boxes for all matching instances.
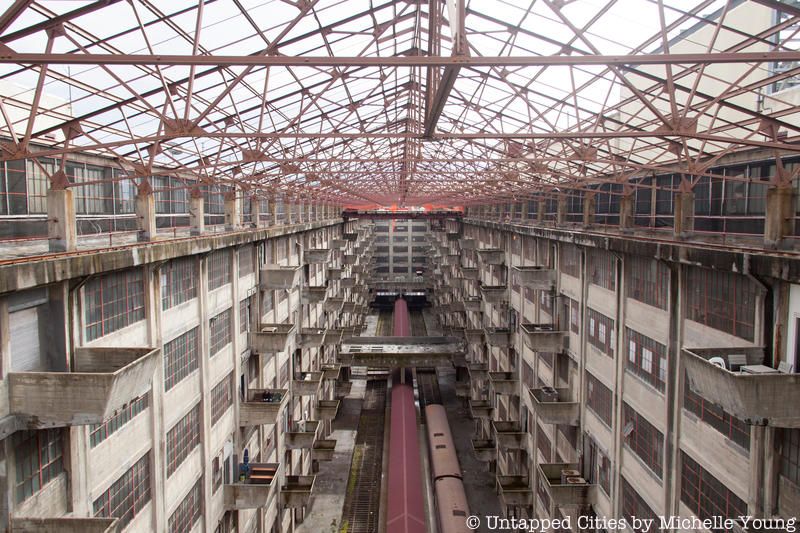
[540,290,553,315]
[587,308,615,357]
[685,267,758,341]
[90,395,149,447]
[26,158,53,213]
[209,308,232,357]
[161,257,197,310]
[238,246,254,277]
[211,373,234,425]
[588,249,616,290]
[625,328,667,392]
[537,423,551,460]
[621,477,658,532]
[239,296,253,334]
[586,372,613,427]
[85,269,145,341]
[559,244,580,277]
[13,429,64,503]
[626,255,670,309]
[164,328,199,391]
[681,452,747,527]
[169,478,203,533]
[166,405,200,476]
[93,453,151,528]
[208,249,232,290]
[684,381,750,450]
[780,429,800,486]
[623,403,664,478]
[569,298,580,333]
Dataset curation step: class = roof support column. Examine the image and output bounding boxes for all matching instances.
[251,195,267,228]
[521,200,529,223]
[619,191,634,233]
[47,176,76,252]
[224,190,240,231]
[764,185,794,248]
[135,179,156,242]
[583,192,596,228]
[537,199,545,224]
[556,194,566,226]
[189,187,204,236]
[673,190,694,239]
[270,195,279,226]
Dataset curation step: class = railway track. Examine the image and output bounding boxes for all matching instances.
[339,380,387,533]
[416,370,441,424]
[375,310,393,336]
[409,309,427,336]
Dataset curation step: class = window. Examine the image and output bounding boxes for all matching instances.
[84,269,145,341]
[169,478,203,533]
[780,429,800,486]
[540,290,553,315]
[161,257,197,310]
[90,395,149,447]
[586,373,613,427]
[537,423,551,460]
[684,381,750,450]
[626,256,669,309]
[621,477,658,532]
[681,452,747,529]
[559,244,580,277]
[93,453,151,528]
[588,249,616,290]
[166,405,200,476]
[569,298,580,333]
[209,308,232,357]
[625,328,667,392]
[13,429,64,503]
[164,328,199,391]
[279,359,290,387]
[239,296,253,334]
[26,158,53,214]
[685,267,758,341]
[587,308,614,357]
[239,246,254,277]
[623,403,664,478]
[208,249,232,290]
[211,373,234,425]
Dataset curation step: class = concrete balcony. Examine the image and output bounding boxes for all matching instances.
[327,267,342,280]
[321,363,342,380]
[480,285,507,304]
[465,328,484,344]
[224,463,280,510]
[260,265,302,290]
[683,346,800,427]
[292,372,323,396]
[335,381,352,399]
[511,266,556,290]
[468,363,488,381]
[312,439,337,461]
[9,346,160,427]
[469,399,493,419]
[239,388,289,426]
[324,297,344,312]
[485,327,513,348]
[305,248,331,264]
[461,238,476,250]
[301,286,328,305]
[298,328,327,348]
[343,253,357,265]
[9,517,119,532]
[493,421,526,450]
[455,381,470,398]
[249,324,296,353]
[341,277,356,288]
[461,267,479,280]
[343,232,358,241]
[314,400,340,421]
[477,248,505,265]
[286,420,320,449]
[528,388,579,426]
[489,372,518,395]
[324,329,344,346]
[537,463,595,507]
[497,475,532,507]
[443,254,460,266]
[471,439,496,461]
[520,323,568,352]
[464,296,482,311]
[341,301,358,313]
[281,475,316,508]
[446,230,461,241]
[331,239,347,250]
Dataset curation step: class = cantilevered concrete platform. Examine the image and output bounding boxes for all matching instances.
[338,336,466,367]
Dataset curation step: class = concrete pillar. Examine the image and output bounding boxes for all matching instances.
[521,201,529,222]
[492,204,500,220]
[251,196,267,228]
[189,187,204,236]
[135,183,157,242]
[537,199,545,223]
[673,191,694,239]
[764,185,794,248]
[47,187,77,252]
[619,193,634,232]
[270,196,279,226]
[583,193,596,228]
[297,202,305,224]
[556,195,566,225]
[224,191,240,231]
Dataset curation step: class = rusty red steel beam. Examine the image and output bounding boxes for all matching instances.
[3,51,800,66]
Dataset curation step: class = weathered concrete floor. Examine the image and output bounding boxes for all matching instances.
[297,380,365,533]
[438,367,502,532]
